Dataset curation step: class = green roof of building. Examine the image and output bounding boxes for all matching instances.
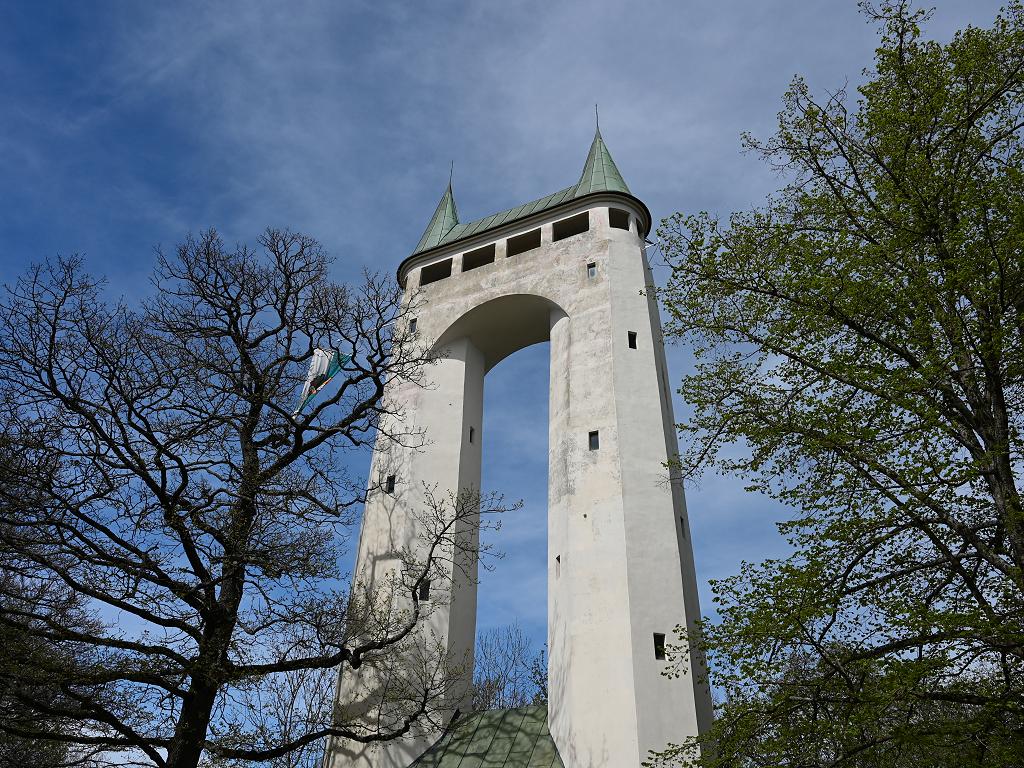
[415,181,460,253]
[409,704,564,768]
[411,127,632,256]
[575,127,630,197]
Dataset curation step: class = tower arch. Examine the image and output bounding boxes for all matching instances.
[328,128,712,768]
[432,293,568,373]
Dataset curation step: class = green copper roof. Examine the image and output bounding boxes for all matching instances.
[411,127,632,255]
[575,128,630,196]
[409,705,564,768]
[414,182,460,253]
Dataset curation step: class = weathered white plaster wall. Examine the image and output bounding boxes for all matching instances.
[327,197,711,768]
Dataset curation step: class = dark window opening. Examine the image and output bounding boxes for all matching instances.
[419,259,453,286]
[385,475,396,494]
[418,579,431,601]
[469,426,475,444]
[552,212,590,241]
[627,331,637,349]
[409,318,417,333]
[588,430,600,451]
[680,516,687,539]
[654,633,667,660]
[609,208,630,230]
[507,228,541,257]
[556,555,561,578]
[462,244,496,272]
[586,261,597,279]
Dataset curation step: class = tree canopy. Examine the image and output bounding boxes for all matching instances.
[0,230,499,768]
[652,2,1024,766]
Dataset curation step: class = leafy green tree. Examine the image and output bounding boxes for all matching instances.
[650,2,1024,766]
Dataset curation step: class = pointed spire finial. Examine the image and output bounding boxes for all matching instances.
[576,117,630,197]
[413,173,460,253]
[595,103,600,134]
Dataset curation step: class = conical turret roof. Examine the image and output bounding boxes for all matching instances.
[414,181,459,254]
[574,126,630,197]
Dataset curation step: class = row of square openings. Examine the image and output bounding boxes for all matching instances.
[418,208,634,286]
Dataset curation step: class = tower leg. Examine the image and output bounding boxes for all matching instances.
[326,337,484,768]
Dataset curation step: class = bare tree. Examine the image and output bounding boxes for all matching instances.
[469,623,546,712]
[0,229,505,767]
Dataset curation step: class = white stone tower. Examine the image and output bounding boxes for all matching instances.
[326,126,713,768]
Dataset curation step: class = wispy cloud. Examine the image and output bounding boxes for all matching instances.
[0,0,1006,647]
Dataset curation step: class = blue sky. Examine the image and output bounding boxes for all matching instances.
[0,0,1005,651]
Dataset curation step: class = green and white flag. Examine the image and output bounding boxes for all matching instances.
[296,348,350,413]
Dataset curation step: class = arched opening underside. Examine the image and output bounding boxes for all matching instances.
[432,293,568,373]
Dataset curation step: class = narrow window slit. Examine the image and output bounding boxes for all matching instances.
[588,431,600,451]
[654,633,667,660]
[628,331,637,349]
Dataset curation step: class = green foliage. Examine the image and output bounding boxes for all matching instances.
[651,3,1024,766]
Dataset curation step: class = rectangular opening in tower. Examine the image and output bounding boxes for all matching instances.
[654,633,667,660]
[462,243,496,272]
[507,228,541,257]
[385,475,396,494]
[588,430,600,451]
[587,261,597,278]
[552,211,589,241]
[418,579,430,601]
[628,331,637,349]
[419,258,453,286]
[609,207,630,230]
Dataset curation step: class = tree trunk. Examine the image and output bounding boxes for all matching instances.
[164,676,220,768]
